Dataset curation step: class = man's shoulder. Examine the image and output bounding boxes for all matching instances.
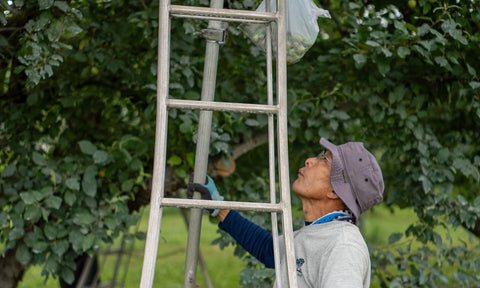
[294,222,366,247]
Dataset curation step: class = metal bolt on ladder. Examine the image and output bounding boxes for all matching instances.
[139,0,297,287]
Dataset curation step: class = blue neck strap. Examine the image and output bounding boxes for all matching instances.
[306,210,356,226]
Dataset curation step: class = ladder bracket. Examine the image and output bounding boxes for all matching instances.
[196,28,228,44]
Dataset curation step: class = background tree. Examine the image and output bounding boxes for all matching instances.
[1,0,479,288]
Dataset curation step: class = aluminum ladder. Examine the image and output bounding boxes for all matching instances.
[139,0,297,287]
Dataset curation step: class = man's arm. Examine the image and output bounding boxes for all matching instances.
[217,210,275,268]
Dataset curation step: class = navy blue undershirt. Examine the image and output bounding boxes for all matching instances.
[218,210,276,268]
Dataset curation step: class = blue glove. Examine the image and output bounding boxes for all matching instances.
[187,175,224,216]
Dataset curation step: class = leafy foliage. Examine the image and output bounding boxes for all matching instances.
[1,0,479,287]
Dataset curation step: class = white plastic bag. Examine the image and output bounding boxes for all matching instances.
[240,0,331,64]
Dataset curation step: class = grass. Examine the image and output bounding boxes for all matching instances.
[18,204,479,288]
[19,207,245,288]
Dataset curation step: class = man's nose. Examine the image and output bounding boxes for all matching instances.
[305,157,316,167]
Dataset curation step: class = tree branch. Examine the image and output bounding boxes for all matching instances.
[232,132,268,160]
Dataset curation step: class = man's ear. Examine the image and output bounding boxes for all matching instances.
[326,190,340,200]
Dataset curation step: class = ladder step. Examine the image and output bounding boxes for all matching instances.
[167,99,279,114]
[161,198,283,212]
[170,5,276,23]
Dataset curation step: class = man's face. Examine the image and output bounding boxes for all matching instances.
[292,150,333,200]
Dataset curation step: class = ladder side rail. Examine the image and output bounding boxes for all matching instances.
[139,0,171,287]
[183,0,224,286]
[264,0,282,285]
[276,0,298,286]
[167,99,279,114]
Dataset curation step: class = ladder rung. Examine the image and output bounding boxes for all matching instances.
[170,5,276,23]
[161,198,283,212]
[167,99,279,114]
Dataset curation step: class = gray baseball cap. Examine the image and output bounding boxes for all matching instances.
[319,137,384,220]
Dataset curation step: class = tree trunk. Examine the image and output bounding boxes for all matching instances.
[0,248,25,288]
[463,222,480,239]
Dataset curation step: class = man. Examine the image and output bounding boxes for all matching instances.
[188,137,384,287]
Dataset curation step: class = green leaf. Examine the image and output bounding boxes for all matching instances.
[73,211,96,226]
[69,230,83,252]
[65,22,83,37]
[437,148,450,163]
[45,196,62,209]
[457,194,467,206]
[0,211,7,226]
[15,244,32,266]
[381,47,392,58]
[244,119,259,126]
[213,141,229,154]
[388,232,403,244]
[135,231,146,240]
[130,158,143,171]
[31,241,49,253]
[419,175,431,193]
[413,126,424,140]
[474,196,480,207]
[0,11,7,26]
[440,19,456,34]
[121,179,135,192]
[175,167,187,178]
[446,28,468,45]
[377,60,390,76]
[365,40,380,47]
[38,0,54,10]
[82,165,97,197]
[1,163,16,178]
[60,267,75,284]
[64,191,76,206]
[186,152,195,168]
[78,140,97,155]
[82,234,95,251]
[397,47,410,59]
[9,228,25,240]
[32,152,47,166]
[469,81,480,90]
[53,240,69,257]
[453,158,479,180]
[39,186,53,199]
[434,57,450,69]
[167,155,182,165]
[93,150,109,164]
[20,191,40,205]
[467,64,477,77]
[44,254,59,274]
[43,223,57,240]
[104,215,120,230]
[53,1,70,12]
[65,177,80,191]
[353,54,367,68]
[332,110,350,120]
[24,205,42,221]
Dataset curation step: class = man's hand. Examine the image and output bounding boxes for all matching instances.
[187,175,224,216]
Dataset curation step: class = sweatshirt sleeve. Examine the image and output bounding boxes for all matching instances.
[218,210,275,268]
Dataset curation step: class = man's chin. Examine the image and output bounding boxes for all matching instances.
[291,180,300,194]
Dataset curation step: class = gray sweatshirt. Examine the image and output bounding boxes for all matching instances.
[276,221,371,288]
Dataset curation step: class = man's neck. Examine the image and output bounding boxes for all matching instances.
[301,198,346,222]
